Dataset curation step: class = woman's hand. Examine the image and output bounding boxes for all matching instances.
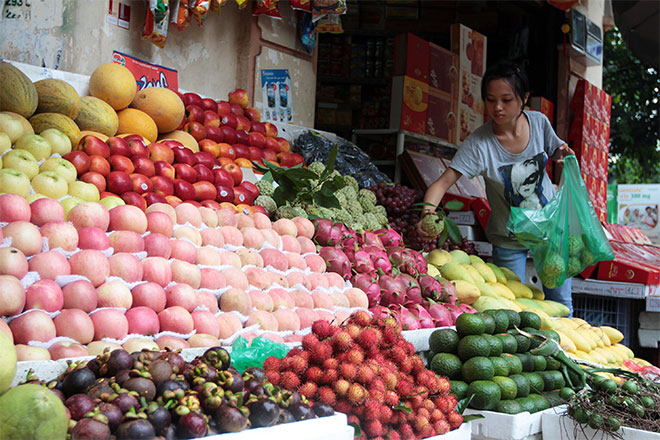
[551,143,574,164]
[416,211,435,239]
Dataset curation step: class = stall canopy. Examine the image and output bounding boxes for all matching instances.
[612,0,660,69]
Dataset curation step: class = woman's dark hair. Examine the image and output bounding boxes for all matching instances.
[481,60,530,108]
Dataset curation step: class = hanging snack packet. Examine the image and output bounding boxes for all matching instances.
[171,0,191,31]
[299,11,317,54]
[210,0,227,12]
[253,0,282,19]
[312,0,347,15]
[191,0,210,26]
[290,0,311,12]
[143,0,170,48]
[314,13,343,33]
[234,0,248,9]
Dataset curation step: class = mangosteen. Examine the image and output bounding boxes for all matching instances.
[312,402,334,418]
[86,378,113,400]
[247,397,280,427]
[49,387,66,403]
[162,424,177,440]
[86,358,101,377]
[114,369,132,387]
[116,419,155,440]
[148,360,173,385]
[219,370,244,394]
[123,377,156,402]
[157,351,185,373]
[146,403,172,436]
[243,366,266,383]
[71,417,111,440]
[244,377,264,398]
[278,408,296,424]
[111,393,139,414]
[157,379,187,398]
[61,368,96,397]
[65,394,96,421]
[289,401,315,421]
[97,402,122,432]
[176,412,208,439]
[202,347,231,371]
[214,404,249,433]
[104,350,134,377]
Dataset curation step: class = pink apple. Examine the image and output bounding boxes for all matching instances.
[188,334,220,348]
[77,226,110,250]
[10,310,56,344]
[165,283,197,311]
[146,211,174,235]
[196,290,219,313]
[40,221,78,251]
[154,161,176,180]
[126,306,160,336]
[143,233,171,258]
[109,204,148,233]
[62,280,98,312]
[2,221,42,256]
[169,239,197,264]
[151,175,174,196]
[54,309,94,344]
[204,125,224,143]
[146,202,176,223]
[172,146,196,165]
[191,310,220,338]
[28,251,71,280]
[108,230,145,253]
[235,130,250,145]
[120,192,147,211]
[158,306,194,334]
[130,173,153,194]
[97,280,133,309]
[156,335,189,351]
[131,282,167,313]
[49,341,90,360]
[170,259,201,289]
[15,345,51,361]
[109,252,143,283]
[30,197,65,226]
[24,279,63,312]
[106,136,131,157]
[0,247,28,279]
[132,156,156,177]
[0,193,31,222]
[69,249,110,287]
[67,201,110,231]
[106,171,133,195]
[0,275,25,315]
[86,340,122,356]
[90,309,128,341]
[141,257,172,286]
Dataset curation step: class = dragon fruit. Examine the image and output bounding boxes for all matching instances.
[396,273,422,306]
[423,298,454,327]
[408,304,436,329]
[319,246,352,279]
[357,231,384,249]
[378,274,406,306]
[363,246,392,274]
[351,272,381,307]
[444,303,468,322]
[387,246,422,277]
[353,249,375,273]
[375,228,404,247]
[369,305,398,322]
[392,305,421,330]
[313,219,345,246]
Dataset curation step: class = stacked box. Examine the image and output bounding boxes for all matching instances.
[426,88,457,143]
[390,75,428,134]
[569,79,611,223]
[394,33,430,83]
[528,96,555,125]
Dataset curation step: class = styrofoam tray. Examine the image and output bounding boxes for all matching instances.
[427,421,471,440]
[465,406,566,440]
[206,413,352,440]
[403,326,454,353]
[542,410,660,440]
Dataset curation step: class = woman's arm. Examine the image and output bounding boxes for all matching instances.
[422,167,463,215]
[550,143,574,162]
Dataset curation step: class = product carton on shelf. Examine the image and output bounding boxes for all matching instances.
[542,409,660,440]
[390,75,428,135]
[429,43,459,98]
[456,70,485,143]
[465,406,565,440]
[450,24,487,78]
[394,32,430,83]
[426,87,458,144]
[528,96,555,125]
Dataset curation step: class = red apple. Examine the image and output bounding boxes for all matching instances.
[88,155,111,176]
[176,116,186,131]
[252,205,267,216]
[173,163,197,183]
[248,131,266,149]
[108,154,134,174]
[154,161,176,179]
[106,136,131,156]
[194,151,215,169]
[228,88,249,108]
[220,126,236,144]
[240,181,260,200]
[264,137,279,151]
[143,192,168,206]
[172,146,196,165]
[193,181,217,202]
[235,130,249,145]
[151,175,174,196]
[148,142,175,163]
[201,200,221,210]
[214,184,235,203]
[222,162,243,185]
[217,143,236,160]
[217,100,231,116]
[63,151,91,176]
[130,173,153,194]
[262,148,278,163]
[264,122,279,138]
[184,92,203,107]
[79,135,110,158]
[203,110,220,127]
[198,139,220,158]
[233,144,249,159]
[201,98,218,113]
[244,107,261,122]
[251,121,266,134]
[127,137,149,158]
[161,140,185,150]
[247,146,263,162]
[233,186,254,205]
[121,191,147,210]
[193,164,214,182]
[204,126,224,143]
[172,179,196,201]
[220,114,237,129]
[106,171,133,194]
[185,104,204,123]
[80,171,107,193]
[278,152,304,168]
[236,115,251,132]
[276,137,290,152]
[132,156,155,177]
[213,168,234,187]
[184,121,206,142]
[230,103,244,117]
[165,195,182,207]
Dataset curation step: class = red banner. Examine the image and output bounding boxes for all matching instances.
[111,51,178,91]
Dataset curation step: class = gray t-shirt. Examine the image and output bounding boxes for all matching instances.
[450,110,565,249]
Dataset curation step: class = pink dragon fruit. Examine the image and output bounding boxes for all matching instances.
[351,272,381,307]
[340,236,358,262]
[313,219,345,246]
[369,305,398,322]
[391,305,421,330]
[386,246,421,276]
[444,303,466,322]
[423,298,454,327]
[375,228,404,247]
[457,304,478,314]
[378,274,406,306]
[396,273,422,306]
[363,246,392,274]
[353,249,375,273]
[357,231,384,249]
[408,304,436,329]
[319,246,352,279]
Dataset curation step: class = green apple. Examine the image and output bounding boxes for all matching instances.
[32,171,69,199]
[68,180,100,202]
[0,133,11,155]
[0,113,24,143]
[61,196,85,215]
[0,168,31,197]
[39,128,72,156]
[39,157,77,183]
[2,149,39,179]
[14,134,52,161]
[26,193,47,203]
[100,195,126,210]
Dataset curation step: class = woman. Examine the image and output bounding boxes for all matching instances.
[418,60,575,314]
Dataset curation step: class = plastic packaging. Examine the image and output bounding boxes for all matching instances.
[230,336,290,373]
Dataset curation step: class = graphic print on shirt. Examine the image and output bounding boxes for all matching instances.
[499,153,548,209]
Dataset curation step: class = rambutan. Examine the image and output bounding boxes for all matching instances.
[311,319,334,340]
[349,310,372,327]
[437,377,451,396]
[298,381,318,399]
[340,363,357,381]
[413,415,430,433]
[410,356,425,374]
[370,378,385,392]
[399,423,415,440]
[304,366,323,383]
[289,355,308,375]
[309,342,332,364]
[398,357,413,374]
[320,368,339,385]
[384,390,399,407]
[301,333,320,352]
[410,395,424,410]
[433,396,450,413]
[287,347,303,357]
[323,358,339,370]
[365,345,382,360]
[334,379,350,396]
[280,371,301,390]
[363,419,384,437]
[299,350,311,361]
[382,325,398,346]
[332,330,353,352]
[446,394,458,409]
[422,398,435,412]
[344,323,361,340]
[335,398,353,415]
[346,414,361,427]
[358,328,379,348]
[363,399,381,420]
[434,419,451,435]
[382,372,397,390]
[369,388,385,403]
[318,386,337,406]
[447,411,463,429]
[345,347,364,365]
[396,379,414,397]
[386,429,401,440]
[262,356,281,371]
[387,346,406,364]
[357,365,376,386]
[431,408,445,422]
[417,407,431,420]
[265,370,280,385]
[383,315,401,330]
[347,383,367,405]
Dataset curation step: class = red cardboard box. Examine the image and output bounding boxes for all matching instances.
[597,260,660,285]
[390,75,428,135]
[450,24,487,77]
[429,43,458,98]
[471,197,491,231]
[426,88,457,143]
[394,33,430,83]
[569,110,594,144]
[528,96,555,125]
[571,79,597,114]
[574,141,591,173]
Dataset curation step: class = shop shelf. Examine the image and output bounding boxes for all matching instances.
[571,293,645,347]
[465,406,565,440]
[542,409,660,440]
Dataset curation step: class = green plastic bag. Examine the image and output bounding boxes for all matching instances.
[230,336,290,373]
[507,155,614,288]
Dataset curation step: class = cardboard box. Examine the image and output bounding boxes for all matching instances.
[458,102,483,143]
[528,96,555,125]
[450,24,487,77]
[471,197,491,231]
[597,260,660,285]
[569,110,594,144]
[426,88,457,143]
[390,75,428,134]
[428,43,458,98]
[394,33,430,83]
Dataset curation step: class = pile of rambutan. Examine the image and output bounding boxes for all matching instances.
[262,310,464,439]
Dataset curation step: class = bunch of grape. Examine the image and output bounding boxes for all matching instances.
[441,236,477,254]
[369,182,423,215]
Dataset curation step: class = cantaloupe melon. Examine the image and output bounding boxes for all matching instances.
[0,111,34,135]
[158,130,199,152]
[116,108,158,143]
[89,63,137,111]
[29,113,81,147]
[131,87,185,133]
[0,61,38,118]
[79,130,109,142]
[34,79,81,119]
[75,96,119,137]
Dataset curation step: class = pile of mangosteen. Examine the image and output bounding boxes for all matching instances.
[28,346,333,439]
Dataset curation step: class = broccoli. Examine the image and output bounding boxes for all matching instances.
[254,195,277,214]
[255,179,275,197]
[276,205,307,219]
[308,161,326,176]
[358,188,377,205]
[359,197,376,213]
[344,175,359,192]
[362,212,381,230]
[420,213,445,237]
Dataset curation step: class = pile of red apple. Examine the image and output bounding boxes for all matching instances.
[176,89,305,170]
[0,194,370,362]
